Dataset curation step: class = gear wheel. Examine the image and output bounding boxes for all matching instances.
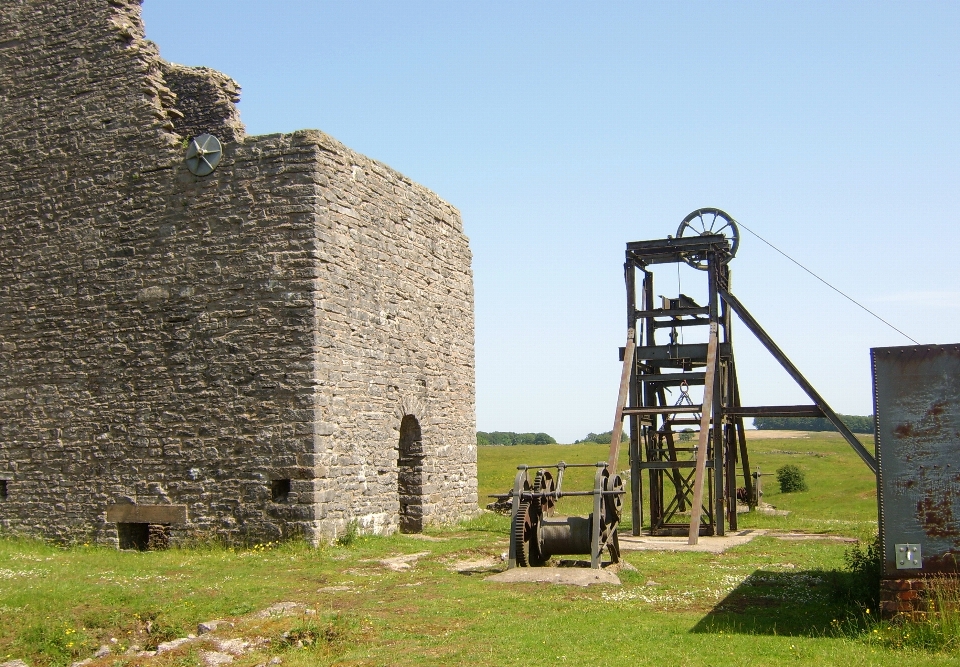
[537,470,556,517]
[512,470,552,567]
[513,501,535,567]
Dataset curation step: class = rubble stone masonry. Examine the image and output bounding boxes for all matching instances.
[0,0,477,545]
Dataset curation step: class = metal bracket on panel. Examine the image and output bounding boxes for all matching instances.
[896,543,922,569]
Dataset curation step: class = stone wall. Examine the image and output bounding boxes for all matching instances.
[0,0,477,545]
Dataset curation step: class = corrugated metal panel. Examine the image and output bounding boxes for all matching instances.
[873,344,960,577]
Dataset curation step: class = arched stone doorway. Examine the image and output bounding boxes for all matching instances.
[397,414,424,533]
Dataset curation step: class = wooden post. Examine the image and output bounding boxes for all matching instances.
[688,324,718,545]
[607,329,636,474]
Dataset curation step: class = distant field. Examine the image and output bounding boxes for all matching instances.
[4,432,948,667]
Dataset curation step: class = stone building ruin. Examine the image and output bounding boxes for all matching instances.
[0,0,477,545]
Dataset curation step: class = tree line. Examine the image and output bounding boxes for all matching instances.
[477,431,557,446]
[476,415,873,447]
[574,414,873,442]
[753,414,873,434]
[574,430,627,444]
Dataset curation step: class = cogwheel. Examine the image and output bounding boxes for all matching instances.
[534,470,556,517]
[513,501,533,567]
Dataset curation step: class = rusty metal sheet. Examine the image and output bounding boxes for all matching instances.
[873,344,960,577]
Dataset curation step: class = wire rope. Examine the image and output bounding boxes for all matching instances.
[737,220,919,345]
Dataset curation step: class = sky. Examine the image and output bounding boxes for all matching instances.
[143,1,960,444]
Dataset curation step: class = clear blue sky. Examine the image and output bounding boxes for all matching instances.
[143,1,960,443]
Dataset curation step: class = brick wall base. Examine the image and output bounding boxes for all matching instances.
[880,578,928,619]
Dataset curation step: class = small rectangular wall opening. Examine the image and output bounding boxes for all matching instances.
[0,481,6,499]
[118,522,149,550]
[147,524,171,550]
[118,523,171,550]
[271,479,291,502]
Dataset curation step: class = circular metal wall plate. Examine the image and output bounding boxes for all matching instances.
[185,133,222,176]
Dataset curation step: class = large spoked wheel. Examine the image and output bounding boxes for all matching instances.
[675,208,739,270]
[604,474,624,523]
[601,472,624,564]
[536,470,556,517]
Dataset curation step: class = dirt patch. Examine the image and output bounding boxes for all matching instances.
[744,430,810,440]
[403,534,449,542]
[449,556,502,573]
[736,503,789,516]
[254,601,309,618]
[769,532,857,543]
[377,552,431,571]
[619,529,767,554]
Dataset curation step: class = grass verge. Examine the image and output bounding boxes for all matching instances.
[1,433,956,666]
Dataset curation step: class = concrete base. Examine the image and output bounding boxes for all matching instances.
[485,567,621,587]
[618,529,766,554]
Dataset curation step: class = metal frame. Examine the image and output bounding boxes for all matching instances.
[622,233,877,539]
[499,462,625,569]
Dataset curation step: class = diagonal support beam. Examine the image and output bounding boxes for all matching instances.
[719,289,877,475]
[688,324,719,545]
[607,328,636,474]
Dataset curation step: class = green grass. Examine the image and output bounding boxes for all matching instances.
[0,432,956,666]
[734,432,879,540]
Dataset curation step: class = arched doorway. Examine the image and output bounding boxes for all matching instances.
[397,414,424,533]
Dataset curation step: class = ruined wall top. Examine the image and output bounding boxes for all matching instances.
[0,0,247,171]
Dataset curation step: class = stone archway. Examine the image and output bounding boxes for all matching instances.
[397,414,424,533]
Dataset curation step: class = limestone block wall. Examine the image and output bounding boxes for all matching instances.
[160,62,245,143]
[307,132,477,538]
[0,0,477,545]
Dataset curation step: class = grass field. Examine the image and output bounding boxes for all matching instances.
[0,432,956,666]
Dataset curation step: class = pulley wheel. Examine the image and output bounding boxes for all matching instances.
[536,470,556,517]
[675,207,739,269]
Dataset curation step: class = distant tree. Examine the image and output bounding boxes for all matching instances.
[575,429,627,444]
[753,414,873,434]
[476,431,556,446]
